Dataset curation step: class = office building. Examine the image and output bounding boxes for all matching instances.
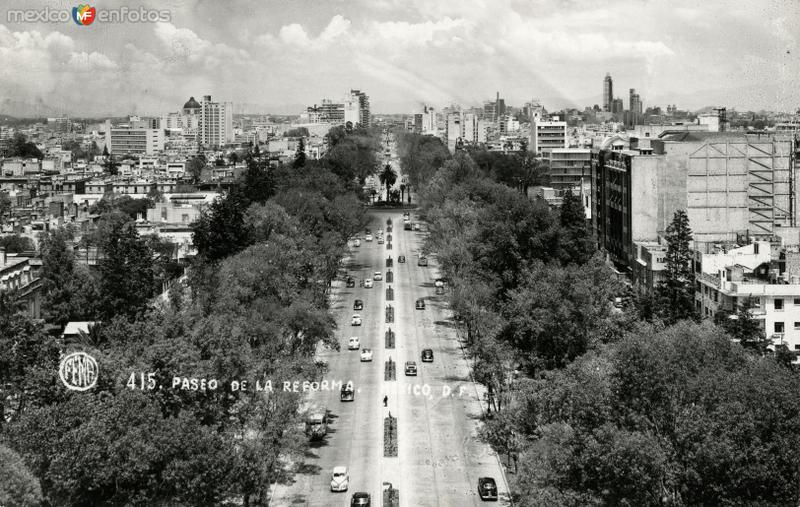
[105,126,164,155]
[629,88,643,115]
[612,98,624,115]
[545,148,592,188]
[347,90,371,128]
[446,113,462,143]
[307,99,345,124]
[603,73,613,112]
[422,106,436,135]
[530,116,567,154]
[199,95,233,148]
[592,132,797,276]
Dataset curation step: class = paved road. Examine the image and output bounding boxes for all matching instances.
[270,209,512,506]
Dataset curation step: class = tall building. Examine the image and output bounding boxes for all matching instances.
[349,90,371,128]
[530,115,567,154]
[603,73,613,112]
[422,106,436,135]
[106,126,165,155]
[545,148,592,188]
[199,95,233,148]
[629,88,643,115]
[612,98,624,115]
[446,112,462,143]
[591,132,796,273]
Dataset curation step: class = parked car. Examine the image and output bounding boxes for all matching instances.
[418,257,428,267]
[360,348,373,362]
[378,237,385,244]
[340,383,355,401]
[365,234,373,242]
[405,361,418,376]
[373,271,383,281]
[351,315,362,326]
[330,466,349,491]
[413,223,421,231]
[348,337,360,349]
[346,276,355,288]
[353,299,363,311]
[353,239,361,247]
[351,492,371,506]
[404,221,412,231]
[434,278,445,288]
[364,279,373,288]
[415,299,425,310]
[398,255,406,263]
[421,348,434,362]
[478,477,498,501]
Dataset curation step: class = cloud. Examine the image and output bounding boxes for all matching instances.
[257,15,352,50]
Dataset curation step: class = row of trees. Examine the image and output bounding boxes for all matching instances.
[1,127,373,505]
[404,135,800,506]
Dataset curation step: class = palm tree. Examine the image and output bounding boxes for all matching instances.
[378,164,397,202]
[400,183,406,203]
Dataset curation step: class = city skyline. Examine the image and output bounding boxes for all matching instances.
[0,0,797,117]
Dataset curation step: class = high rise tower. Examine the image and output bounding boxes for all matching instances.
[603,73,613,112]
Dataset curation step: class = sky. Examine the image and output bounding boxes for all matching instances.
[0,0,797,117]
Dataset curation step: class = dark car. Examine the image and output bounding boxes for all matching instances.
[353,299,363,311]
[421,348,433,362]
[418,257,428,267]
[415,299,425,310]
[340,384,354,402]
[478,477,498,501]
[351,492,371,506]
[346,276,355,288]
[398,255,406,263]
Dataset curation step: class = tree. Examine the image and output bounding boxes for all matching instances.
[186,156,205,184]
[558,189,594,265]
[8,133,42,159]
[102,145,109,157]
[97,221,155,320]
[103,153,120,175]
[191,189,252,263]
[293,137,307,169]
[655,210,697,324]
[0,234,34,252]
[0,443,42,506]
[399,183,406,203]
[715,295,767,352]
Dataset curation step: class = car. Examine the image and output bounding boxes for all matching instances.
[377,228,383,235]
[413,223,421,231]
[351,492,371,506]
[404,221,412,231]
[398,255,406,263]
[348,337,360,349]
[353,239,361,247]
[434,278,445,288]
[478,477,498,501]
[421,348,434,362]
[378,237,385,244]
[340,384,355,402]
[418,257,428,267]
[415,299,426,310]
[360,348,373,362]
[405,361,418,376]
[365,234,373,242]
[346,276,355,288]
[330,466,349,491]
[353,299,363,310]
[403,212,410,220]
[351,315,362,326]
[373,271,383,281]
[364,279,373,288]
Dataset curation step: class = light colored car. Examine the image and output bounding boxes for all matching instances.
[351,315,362,326]
[413,223,421,231]
[360,348,373,362]
[378,237,385,244]
[373,271,383,281]
[365,234,373,242]
[348,337,360,349]
[330,466,349,492]
[405,361,418,376]
[364,279,373,288]
[353,239,361,247]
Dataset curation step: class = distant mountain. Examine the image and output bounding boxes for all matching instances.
[0,98,64,118]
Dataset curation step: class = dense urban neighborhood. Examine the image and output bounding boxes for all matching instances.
[2,1,800,506]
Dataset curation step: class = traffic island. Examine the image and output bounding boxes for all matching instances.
[384,358,396,380]
[383,415,398,457]
[383,487,399,507]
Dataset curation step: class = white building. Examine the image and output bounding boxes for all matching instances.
[105,126,164,155]
[200,95,233,148]
[530,114,567,154]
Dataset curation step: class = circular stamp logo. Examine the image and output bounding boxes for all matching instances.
[59,352,99,391]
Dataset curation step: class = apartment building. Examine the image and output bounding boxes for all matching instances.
[530,115,567,154]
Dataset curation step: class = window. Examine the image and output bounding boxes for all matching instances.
[775,299,784,311]
[794,298,800,305]
[775,322,785,333]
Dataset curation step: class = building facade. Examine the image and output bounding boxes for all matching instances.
[530,116,567,154]
[106,127,164,155]
[603,73,613,112]
[545,148,591,188]
[199,95,233,148]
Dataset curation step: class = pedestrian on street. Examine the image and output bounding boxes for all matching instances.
[383,395,388,407]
